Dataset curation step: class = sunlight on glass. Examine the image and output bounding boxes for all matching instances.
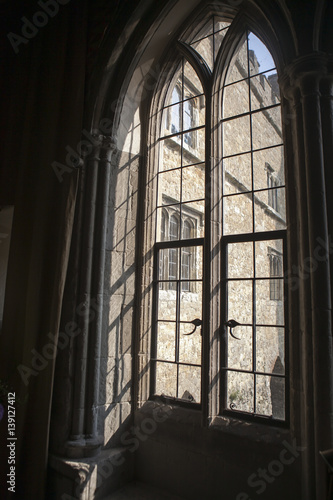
[155,362,177,397]
[182,164,205,202]
[190,18,214,43]
[191,36,214,70]
[256,327,285,374]
[248,32,276,76]
[179,323,202,364]
[223,79,250,118]
[256,374,285,419]
[256,279,285,326]
[157,322,176,362]
[227,280,253,325]
[223,193,253,235]
[179,365,201,403]
[227,326,253,371]
[223,154,252,195]
[227,371,254,413]
[184,62,203,97]
[228,241,254,278]
[225,35,248,85]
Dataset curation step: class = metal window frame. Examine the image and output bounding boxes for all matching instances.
[220,230,289,427]
[148,18,289,424]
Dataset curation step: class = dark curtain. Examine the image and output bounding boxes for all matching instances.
[0,1,88,498]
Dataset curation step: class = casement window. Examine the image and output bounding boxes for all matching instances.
[147,13,288,423]
[159,210,198,292]
[269,250,283,301]
[170,87,182,134]
[266,163,280,212]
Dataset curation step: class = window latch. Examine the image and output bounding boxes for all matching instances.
[183,318,202,336]
[224,319,242,340]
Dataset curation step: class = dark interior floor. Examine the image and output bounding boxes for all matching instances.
[103,481,186,500]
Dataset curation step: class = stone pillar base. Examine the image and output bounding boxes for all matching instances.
[48,447,134,500]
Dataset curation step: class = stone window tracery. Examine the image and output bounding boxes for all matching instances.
[146,12,288,423]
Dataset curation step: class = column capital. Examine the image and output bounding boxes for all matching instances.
[95,134,118,162]
[279,52,333,100]
[86,134,118,164]
[98,134,118,152]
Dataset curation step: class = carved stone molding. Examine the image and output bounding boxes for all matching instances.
[279,52,333,100]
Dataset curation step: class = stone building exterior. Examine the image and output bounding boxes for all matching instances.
[154,23,286,419]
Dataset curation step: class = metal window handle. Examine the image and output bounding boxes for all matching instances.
[183,318,202,336]
[225,319,241,340]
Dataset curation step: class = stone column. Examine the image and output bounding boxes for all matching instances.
[85,136,117,440]
[65,135,117,458]
[281,53,333,500]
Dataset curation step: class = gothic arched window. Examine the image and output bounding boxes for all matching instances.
[147,13,288,423]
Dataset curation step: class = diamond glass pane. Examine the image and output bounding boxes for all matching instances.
[214,18,231,32]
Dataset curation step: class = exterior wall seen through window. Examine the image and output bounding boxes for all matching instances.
[150,16,287,423]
